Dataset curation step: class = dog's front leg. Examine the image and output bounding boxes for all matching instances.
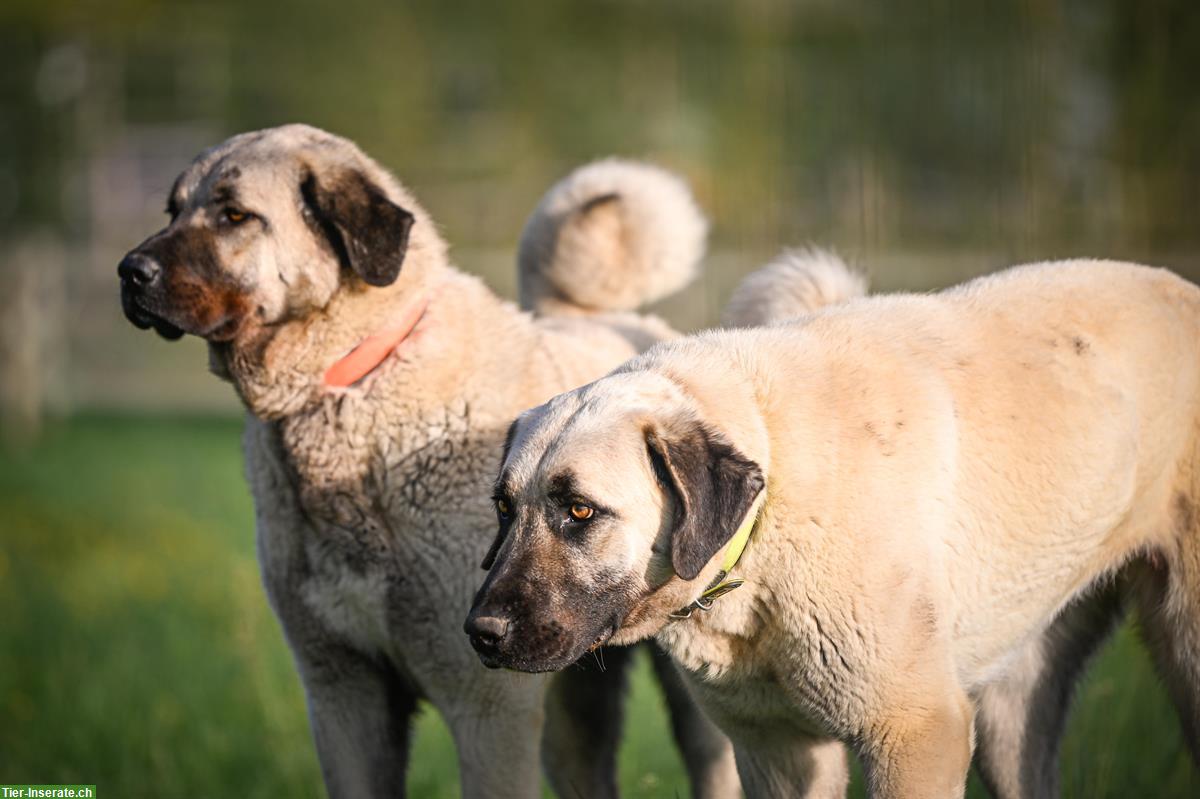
[646,644,742,799]
[440,682,546,799]
[860,689,975,799]
[249,425,417,798]
[295,638,419,799]
[540,646,633,799]
[730,732,847,799]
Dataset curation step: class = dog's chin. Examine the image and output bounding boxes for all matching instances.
[475,649,578,674]
[149,317,186,340]
[130,309,185,340]
[475,626,616,674]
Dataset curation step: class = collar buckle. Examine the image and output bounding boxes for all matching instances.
[667,574,747,620]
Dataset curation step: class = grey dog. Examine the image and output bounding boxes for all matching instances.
[118,124,746,798]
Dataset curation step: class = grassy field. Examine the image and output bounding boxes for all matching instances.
[1,415,1196,798]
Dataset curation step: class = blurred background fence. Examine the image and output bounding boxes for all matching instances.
[2,2,1200,796]
[2,0,1199,428]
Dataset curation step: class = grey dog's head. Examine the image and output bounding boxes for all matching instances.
[118,124,421,343]
[464,370,764,672]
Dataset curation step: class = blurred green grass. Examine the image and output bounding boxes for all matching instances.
[0,416,1196,797]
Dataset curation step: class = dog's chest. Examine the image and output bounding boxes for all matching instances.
[664,602,871,741]
[282,395,493,538]
[300,553,396,655]
[276,395,499,649]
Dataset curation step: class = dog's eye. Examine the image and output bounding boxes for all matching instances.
[223,207,249,225]
[568,504,594,521]
[496,499,511,520]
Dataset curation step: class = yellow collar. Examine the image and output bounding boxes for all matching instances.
[669,490,765,620]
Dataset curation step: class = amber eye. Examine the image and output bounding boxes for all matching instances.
[223,208,248,225]
[568,504,594,521]
[496,499,511,519]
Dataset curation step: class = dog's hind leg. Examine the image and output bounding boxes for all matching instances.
[1130,494,1200,762]
[972,582,1123,799]
[540,645,633,799]
[649,643,741,799]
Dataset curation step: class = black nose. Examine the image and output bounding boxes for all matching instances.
[464,613,510,652]
[118,253,160,288]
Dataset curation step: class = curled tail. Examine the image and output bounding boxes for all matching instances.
[721,247,868,327]
[518,159,706,315]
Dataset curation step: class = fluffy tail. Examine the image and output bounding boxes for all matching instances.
[721,247,867,327]
[518,159,706,315]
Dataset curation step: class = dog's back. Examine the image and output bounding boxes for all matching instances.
[690,260,1200,681]
[732,259,1200,761]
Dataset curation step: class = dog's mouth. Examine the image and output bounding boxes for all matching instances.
[121,289,186,341]
[587,624,616,653]
[532,622,618,671]
[121,286,245,343]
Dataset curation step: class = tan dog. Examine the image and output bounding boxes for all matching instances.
[469,260,1200,798]
[118,123,740,798]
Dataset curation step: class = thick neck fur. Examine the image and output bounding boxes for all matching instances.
[211,238,451,422]
[653,528,778,680]
[215,256,555,544]
[645,332,841,681]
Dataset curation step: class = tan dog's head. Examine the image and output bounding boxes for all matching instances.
[118,124,421,343]
[464,370,764,672]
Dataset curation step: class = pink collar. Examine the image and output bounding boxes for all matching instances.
[322,293,431,388]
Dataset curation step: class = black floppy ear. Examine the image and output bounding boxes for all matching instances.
[645,420,765,581]
[300,166,414,287]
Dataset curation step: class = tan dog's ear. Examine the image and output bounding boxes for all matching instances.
[645,420,764,581]
[300,166,414,287]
